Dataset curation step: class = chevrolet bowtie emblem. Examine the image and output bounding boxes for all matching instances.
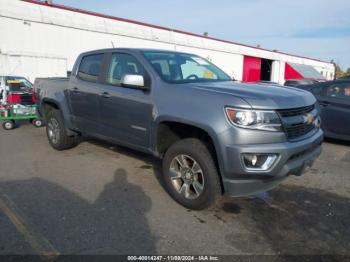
[303,113,314,125]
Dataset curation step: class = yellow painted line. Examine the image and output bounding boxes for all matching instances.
[0,190,60,261]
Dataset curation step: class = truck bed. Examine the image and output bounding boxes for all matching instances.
[34,77,69,101]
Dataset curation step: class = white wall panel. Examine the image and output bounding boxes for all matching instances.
[0,0,335,82]
[0,54,67,82]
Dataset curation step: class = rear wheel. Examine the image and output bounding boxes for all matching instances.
[2,120,15,130]
[46,109,78,150]
[162,138,222,210]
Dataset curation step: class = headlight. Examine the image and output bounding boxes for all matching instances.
[225,107,282,132]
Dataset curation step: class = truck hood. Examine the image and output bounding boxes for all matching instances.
[186,81,316,109]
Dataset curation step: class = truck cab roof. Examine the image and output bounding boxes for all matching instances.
[79,48,195,56]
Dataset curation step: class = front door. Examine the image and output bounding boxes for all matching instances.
[318,82,350,138]
[97,52,153,149]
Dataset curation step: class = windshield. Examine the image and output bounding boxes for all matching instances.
[5,77,33,92]
[143,51,232,83]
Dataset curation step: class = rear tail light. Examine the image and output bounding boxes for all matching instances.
[32,86,37,103]
[7,94,21,104]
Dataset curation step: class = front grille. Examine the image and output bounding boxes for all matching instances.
[277,104,314,117]
[285,123,315,139]
[278,104,317,140]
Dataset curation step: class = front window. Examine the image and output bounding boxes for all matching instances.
[106,53,146,86]
[143,51,231,83]
[325,83,350,100]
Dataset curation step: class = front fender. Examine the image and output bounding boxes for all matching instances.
[151,115,227,177]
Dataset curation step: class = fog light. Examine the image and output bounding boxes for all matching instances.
[242,154,278,171]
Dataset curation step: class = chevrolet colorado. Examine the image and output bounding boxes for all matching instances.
[35,48,323,209]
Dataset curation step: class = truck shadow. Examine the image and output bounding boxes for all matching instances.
[86,138,155,163]
[78,138,350,256]
[0,168,155,255]
[85,138,166,187]
[222,185,350,256]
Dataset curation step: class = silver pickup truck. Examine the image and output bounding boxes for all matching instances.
[35,48,323,209]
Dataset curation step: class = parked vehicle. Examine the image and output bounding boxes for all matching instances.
[337,75,350,80]
[294,79,350,141]
[0,76,43,130]
[0,76,32,102]
[254,80,279,85]
[252,81,284,88]
[284,79,319,87]
[35,48,323,210]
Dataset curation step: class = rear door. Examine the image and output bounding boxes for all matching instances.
[68,53,105,135]
[97,52,153,149]
[317,82,350,138]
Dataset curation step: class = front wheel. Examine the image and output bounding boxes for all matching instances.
[46,109,78,150]
[162,138,222,210]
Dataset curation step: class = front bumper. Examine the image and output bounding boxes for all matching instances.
[221,128,323,197]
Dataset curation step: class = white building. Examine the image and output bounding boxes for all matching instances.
[0,0,335,84]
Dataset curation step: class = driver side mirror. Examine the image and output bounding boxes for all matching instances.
[121,74,149,90]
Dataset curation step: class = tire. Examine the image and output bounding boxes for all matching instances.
[32,118,43,128]
[45,108,78,150]
[2,120,15,130]
[162,138,222,210]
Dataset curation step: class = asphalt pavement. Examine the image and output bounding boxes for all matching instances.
[0,123,349,257]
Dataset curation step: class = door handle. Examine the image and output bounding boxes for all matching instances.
[72,87,80,93]
[100,92,111,98]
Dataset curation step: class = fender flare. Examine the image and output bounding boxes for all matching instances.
[41,98,77,136]
[151,116,225,176]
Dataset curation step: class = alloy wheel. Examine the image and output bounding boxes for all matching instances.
[169,154,205,199]
[47,118,60,144]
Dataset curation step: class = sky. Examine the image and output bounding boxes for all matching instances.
[54,0,350,69]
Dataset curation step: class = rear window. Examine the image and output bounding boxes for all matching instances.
[78,54,103,82]
[5,77,32,92]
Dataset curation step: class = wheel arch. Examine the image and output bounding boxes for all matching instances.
[152,117,225,192]
[41,98,60,118]
[41,98,77,136]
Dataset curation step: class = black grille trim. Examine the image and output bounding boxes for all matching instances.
[285,123,315,140]
[278,104,317,140]
[277,104,315,117]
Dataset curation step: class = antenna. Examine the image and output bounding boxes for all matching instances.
[111,41,115,48]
